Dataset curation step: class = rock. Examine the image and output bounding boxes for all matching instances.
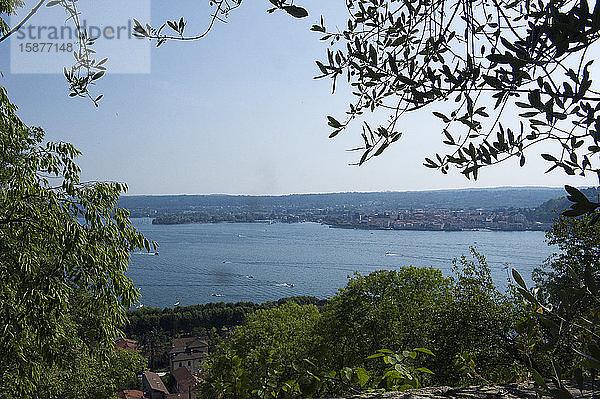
[324,380,595,399]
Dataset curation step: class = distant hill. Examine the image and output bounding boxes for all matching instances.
[533,187,600,222]
[119,187,568,217]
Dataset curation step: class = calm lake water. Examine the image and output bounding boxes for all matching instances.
[128,218,556,308]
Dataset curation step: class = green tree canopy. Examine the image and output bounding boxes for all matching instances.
[317,254,518,385]
[512,216,600,396]
[317,267,452,371]
[0,86,153,395]
[200,253,521,399]
[534,215,600,318]
[32,348,147,399]
[200,302,322,398]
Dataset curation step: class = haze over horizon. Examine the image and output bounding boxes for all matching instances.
[120,184,580,197]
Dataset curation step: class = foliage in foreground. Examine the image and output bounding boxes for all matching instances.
[199,249,520,398]
[511,215,600,398]
[0,86,152,396]
[29,348,147,399]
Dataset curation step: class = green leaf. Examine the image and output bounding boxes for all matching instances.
[565,185,587,202]
[327,116,342,128]
[415,367,434,374]
[482,75,503,89]
[541,154,557,162]
[283,5,308,18]
[433,112,451,123]
[388,54,398,73]
[532,369,550,391]
[519,112,539,118]
[414,348,434,356]
[315,61,328,75]
[355,367,371,387]
[341,367,353,382]
[369,44,377,64]
[512,269,527,289]
[329,129,342,138]
[167,20,178,32]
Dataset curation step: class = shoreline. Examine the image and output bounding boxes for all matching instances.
[148,218,551,232]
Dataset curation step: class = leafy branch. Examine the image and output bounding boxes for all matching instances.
[313,0,600,182]
[563,184,600,225]
[130,0,307,47]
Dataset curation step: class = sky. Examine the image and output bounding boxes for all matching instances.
[0,0,598,195]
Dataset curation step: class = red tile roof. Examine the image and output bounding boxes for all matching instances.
[116,390,146,399]
[115,337,139,351]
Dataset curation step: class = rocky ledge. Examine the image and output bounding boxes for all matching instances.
[326,381,597,398]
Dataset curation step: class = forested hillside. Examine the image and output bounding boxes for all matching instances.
[120,187,566,217]
[533,187,600,222]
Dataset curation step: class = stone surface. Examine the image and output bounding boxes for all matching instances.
[324,381,598,398]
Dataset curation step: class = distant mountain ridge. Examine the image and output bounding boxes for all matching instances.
[119,187,573,217]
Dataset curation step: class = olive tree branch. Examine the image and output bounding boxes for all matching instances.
[0,0,45,44]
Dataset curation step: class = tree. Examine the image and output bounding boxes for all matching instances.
[311,0,600,185]
[317,256,519,385]
[30,348,147,399]
[317,267,452,372]
[200,302,321,398]
[0,85,154,394]
[0,2,153,396]
[533,214,600,317]
[511,215,600,397]
[200,254,522,398]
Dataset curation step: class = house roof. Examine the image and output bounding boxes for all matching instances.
[170,337,208,352]
[116,390,146,399]
[171,337,195,348]
[172,352,205,362]
[115,337,139,351]
[172,366,196,391]
[144,371,169,394]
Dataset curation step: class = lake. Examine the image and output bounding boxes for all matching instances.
[128,218,556,308]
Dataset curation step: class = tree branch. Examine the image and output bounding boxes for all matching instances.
[0,0,45,44]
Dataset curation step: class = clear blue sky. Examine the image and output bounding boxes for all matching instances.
[1,0,597,195]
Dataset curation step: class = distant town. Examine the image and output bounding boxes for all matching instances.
[150,207,549,231]
[118,187,600,232]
